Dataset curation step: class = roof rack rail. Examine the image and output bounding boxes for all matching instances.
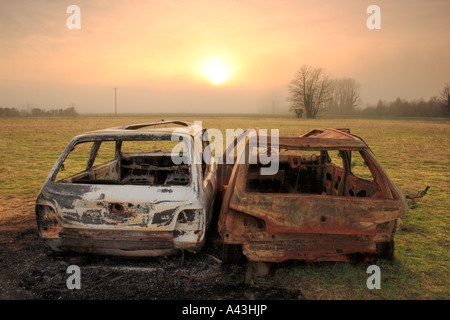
[123,121,194,130]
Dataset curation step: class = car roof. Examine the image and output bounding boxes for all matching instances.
[77,121,201,138]
[285,128,370,150]
[242,128,370,150]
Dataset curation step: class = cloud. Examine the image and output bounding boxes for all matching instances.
[1,0,449,112]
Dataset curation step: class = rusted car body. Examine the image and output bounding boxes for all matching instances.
[36,121,216,257]
[218,128,407,263]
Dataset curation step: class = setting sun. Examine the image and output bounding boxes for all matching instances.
[201,57,231,85]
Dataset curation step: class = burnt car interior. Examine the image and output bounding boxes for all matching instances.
[56,139,191,186]
[246,148,380,198]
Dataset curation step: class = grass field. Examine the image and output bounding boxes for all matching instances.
[0,115,448,299]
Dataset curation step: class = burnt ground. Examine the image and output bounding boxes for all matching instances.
[0,199,304,300]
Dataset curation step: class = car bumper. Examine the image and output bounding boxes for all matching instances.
[44,227,202,257]
[237,234,379,262]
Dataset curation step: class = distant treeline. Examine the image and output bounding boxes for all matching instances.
[0,106,78,117]
[357,97,449,117]
[287,64,450,119]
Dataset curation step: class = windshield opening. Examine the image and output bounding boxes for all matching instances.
[55,137,191,186]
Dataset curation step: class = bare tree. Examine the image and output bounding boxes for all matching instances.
[439,82,450,112]
[327,78,361,114]
[287,65,332,118]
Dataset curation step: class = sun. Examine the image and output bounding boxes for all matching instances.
[201,57,231,85]
[206,64,228,84]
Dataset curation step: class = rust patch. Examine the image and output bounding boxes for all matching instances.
[218,128,408,263]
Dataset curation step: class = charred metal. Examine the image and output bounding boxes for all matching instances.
[36,124,407,264]
[218,128,408,263]
[35,121,217,257]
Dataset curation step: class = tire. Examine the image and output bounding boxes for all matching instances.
[377,240,394,260]
[222,244,246,265]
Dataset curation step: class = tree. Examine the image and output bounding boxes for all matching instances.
[439,82,450,112]
[31,108,43,116]
[63,105,78,116]
[327,78,361,114]
[360,97,447,117]
[287,65,333,118]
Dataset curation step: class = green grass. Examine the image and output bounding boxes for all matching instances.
[0,115,448,299]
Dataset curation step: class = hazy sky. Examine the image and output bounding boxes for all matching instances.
[0,0,449,114]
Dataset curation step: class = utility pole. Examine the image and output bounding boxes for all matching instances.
[114,87,117,116]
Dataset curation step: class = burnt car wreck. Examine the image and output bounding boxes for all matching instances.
[36,123,407,265]
[35,121,217,257]
[218,128,408,263]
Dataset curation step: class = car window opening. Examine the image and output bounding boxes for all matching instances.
[56,139,191,186]
[246,148,379,198]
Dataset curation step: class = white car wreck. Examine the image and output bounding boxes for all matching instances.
[35,121,217,257]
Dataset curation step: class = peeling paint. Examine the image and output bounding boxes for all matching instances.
[218,128,407,263]
[35,121,217,257]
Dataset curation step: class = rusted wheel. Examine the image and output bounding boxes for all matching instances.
[377,240,394,260]
[222,244,246,265]
[245,261,271,284]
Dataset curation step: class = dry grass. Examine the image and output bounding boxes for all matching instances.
[0,115,448,299]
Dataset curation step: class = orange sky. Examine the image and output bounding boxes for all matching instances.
[0,0,449,114]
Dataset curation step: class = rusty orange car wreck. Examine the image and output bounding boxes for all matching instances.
[217,128,408,263]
